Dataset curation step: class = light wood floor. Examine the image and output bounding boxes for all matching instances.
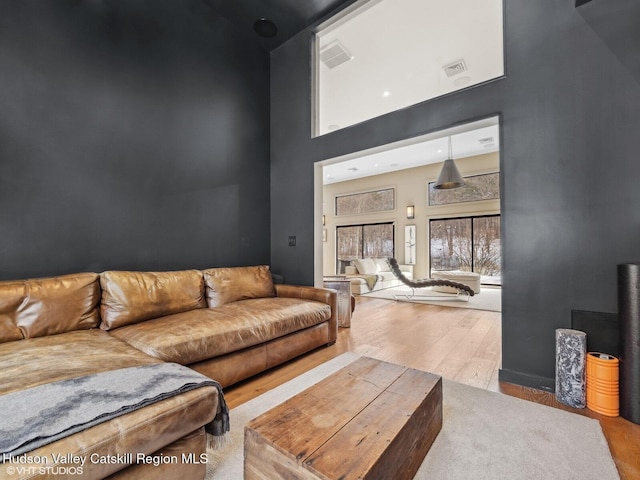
[224,296,640,479]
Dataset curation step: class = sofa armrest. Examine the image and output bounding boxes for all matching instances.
[275,284,338,344]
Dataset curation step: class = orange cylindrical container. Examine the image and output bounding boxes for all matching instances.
[586,352,619,417]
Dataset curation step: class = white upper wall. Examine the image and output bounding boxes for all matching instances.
[315,0,504,135]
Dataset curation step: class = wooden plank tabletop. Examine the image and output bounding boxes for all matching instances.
[245,356,442,480]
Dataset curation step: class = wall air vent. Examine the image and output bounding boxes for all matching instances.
[478,137,495,145]
[320,40,353,69]
[442,59,467,77]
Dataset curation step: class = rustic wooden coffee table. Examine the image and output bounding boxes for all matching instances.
[244,356,442,480]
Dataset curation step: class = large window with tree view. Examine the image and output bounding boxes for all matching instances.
[336,222,394,274]
[429,215,501,285]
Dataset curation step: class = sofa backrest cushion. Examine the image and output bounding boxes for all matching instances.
[373,258,390,272]
[352,258,378,275]
[203,265,276,308]
[0,273,101,343]
[100,270,206,330]
[0,281,26,343]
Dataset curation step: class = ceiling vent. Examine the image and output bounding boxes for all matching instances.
[478,136,495,146]
[442,59,467,77]
[320,40,353,69]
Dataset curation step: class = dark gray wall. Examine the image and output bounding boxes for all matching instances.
[0,0,270,280]
[270,0,640,388]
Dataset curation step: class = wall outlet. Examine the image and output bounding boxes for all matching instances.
[288,236,296,247]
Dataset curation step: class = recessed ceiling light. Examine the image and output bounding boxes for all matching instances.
[382,90,392,97]
[328,124,340,131]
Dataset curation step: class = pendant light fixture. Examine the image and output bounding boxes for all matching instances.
[434,136,465,190]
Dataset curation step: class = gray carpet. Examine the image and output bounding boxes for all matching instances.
[362,285,502,312]
[206,353,618,479]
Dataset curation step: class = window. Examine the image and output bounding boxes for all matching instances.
[429,172,500,206]
[335,188,394,216]
[336,222,394,273]
[429,215,501,285]
[314,0,504,136]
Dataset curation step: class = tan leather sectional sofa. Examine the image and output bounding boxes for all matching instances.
[0,265,337,480]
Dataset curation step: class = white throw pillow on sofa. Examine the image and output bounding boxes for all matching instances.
[352,258,377,275]
[373,258,390,272]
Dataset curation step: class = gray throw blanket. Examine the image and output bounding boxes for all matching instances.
[357,274,380,291]
[0,363,229,460]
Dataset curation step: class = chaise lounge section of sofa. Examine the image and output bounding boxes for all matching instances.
[0,265,337,480]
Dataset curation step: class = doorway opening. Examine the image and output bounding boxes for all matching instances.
[314,115,501,289]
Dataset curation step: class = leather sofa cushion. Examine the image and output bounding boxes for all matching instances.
[0,281,25,343]
[100,270,206,330]
[0,331,219,479]
[109,297,331,365]
[203,265,275,307]
[0,273,100,344]
[12,388,218,480]
[0,329,161,395]
[104,428,207,480]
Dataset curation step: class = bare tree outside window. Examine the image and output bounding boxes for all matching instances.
[336,223,394,273]
[472,216,501,281]
[430,218,471,271]
[430,215,501,285]
[363,224,394,258]
[335,188,394,216]
[336,226,362,260]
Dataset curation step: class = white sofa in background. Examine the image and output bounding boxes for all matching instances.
[345,258,413,294]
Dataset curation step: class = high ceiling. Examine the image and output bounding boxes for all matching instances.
[315,0,504,135]
[200,0,503,185]
[202,0,351,51]
[321,117,500,184]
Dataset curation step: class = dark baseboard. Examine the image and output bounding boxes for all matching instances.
[499,368,555,392]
